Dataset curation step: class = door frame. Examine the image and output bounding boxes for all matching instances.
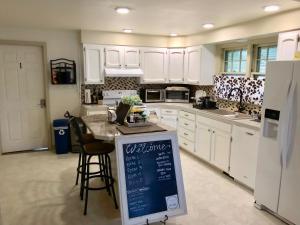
[0,40,51,153]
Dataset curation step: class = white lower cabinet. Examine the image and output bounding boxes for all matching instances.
[195,122,211,161]
[160,109,178,129]
[195,115,232,172]
[178,110,196,153]
[230,125,259,189]
[211,129,231,172]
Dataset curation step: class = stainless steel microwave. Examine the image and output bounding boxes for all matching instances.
[165,87,190,103]
[145,89,165,103]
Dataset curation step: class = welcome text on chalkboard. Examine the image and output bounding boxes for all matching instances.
[116,131,187,225]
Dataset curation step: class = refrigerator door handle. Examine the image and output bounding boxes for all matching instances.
[278,77,297,168]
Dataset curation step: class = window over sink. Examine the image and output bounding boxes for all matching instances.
[223,48,247,75]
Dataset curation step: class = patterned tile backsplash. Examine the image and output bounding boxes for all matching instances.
[81,75,264,115]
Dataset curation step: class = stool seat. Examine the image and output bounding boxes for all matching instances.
[84,142,115,155]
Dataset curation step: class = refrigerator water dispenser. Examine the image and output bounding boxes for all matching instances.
[263,109,280,139]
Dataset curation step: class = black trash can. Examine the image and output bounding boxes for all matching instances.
[53,119,70,154]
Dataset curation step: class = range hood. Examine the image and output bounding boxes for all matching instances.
[105,68,143,77]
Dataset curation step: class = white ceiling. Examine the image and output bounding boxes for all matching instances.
[0,0,299,36]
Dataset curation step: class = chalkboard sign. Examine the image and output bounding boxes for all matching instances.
[115,131,187,225]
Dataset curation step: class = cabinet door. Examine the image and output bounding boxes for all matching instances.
[184,46,201,84]
[211,129,231,172]
[168,48,185,83]
[195,122,212,161]
[277,31,299,60]
[104,46,123,68]
[124,47,140,68]
[200,45,215,85]
[160,115,177,129]
[230,126,259,189]
[141,48,168,83]
[83,44,104,84]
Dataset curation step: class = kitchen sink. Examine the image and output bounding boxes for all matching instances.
[205,109,252,120]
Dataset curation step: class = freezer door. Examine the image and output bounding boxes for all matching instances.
[254,61,294,212]
[278,61,300,225]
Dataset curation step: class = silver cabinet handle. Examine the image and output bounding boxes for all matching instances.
[246,132,254,136]
[184,132,188,136]
[165,110,172,113]
[184,123,188,126]
[184,114,189,117]
[183,142,188,146]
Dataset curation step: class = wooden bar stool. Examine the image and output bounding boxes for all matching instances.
[68,116,103,186]
[73,117,118,215]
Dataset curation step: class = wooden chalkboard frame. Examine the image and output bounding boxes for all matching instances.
[115,131,187,225]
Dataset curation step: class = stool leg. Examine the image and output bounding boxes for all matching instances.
[107,154,118,209]
[104,155,111,196]
[98,155,104,181]
[84,155,92,215]
[75,152,82,185]
[80,153,86,200]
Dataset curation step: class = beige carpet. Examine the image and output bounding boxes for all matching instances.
[0,150,285,225]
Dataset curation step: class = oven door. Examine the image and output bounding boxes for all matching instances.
[145,90,164,102]
[165,90,189,103]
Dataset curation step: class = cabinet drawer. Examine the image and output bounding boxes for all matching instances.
[161,108,178,115]
[178,127,195,142]
[179,111,195,121]
[179,137,195,152]
[196,115,231,133]
[178,117,195,131]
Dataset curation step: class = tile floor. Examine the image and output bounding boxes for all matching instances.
[0,150,285,225]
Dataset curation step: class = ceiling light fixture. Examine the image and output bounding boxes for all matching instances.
[202,23,214,29]
[170,33,178,37]
[263,5,280,12]
[123,29,133,33]
[115,7,130,14]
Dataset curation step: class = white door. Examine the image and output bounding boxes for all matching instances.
[277,31,299,60]
[124,47,140,68]
[277,62,300,225]
[0,45,48,153]
[141,48,168,83]
[83,44,104,84]
[184,46,201,84]
[195,122,212,161]
[168,49,185,83]
[104,46,123,68]
[230,126,259,189]
[211,129,231,172]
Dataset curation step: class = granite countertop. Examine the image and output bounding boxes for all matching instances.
[82,114,175,141]
[82,102,261,131]
[145,103,261,131]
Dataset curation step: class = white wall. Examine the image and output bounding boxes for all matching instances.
[0,27,82,122]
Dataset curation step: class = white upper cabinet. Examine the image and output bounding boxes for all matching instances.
[141,48,168,83]
[277,31,300,61]
[184,46,202,84]
[83,44,104,84]
[124,47,140,68]
[184,45,215,85]
[168,48,185,83]
[104,46,123,68]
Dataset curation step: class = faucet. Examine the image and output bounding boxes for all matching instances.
[228,88,245,113]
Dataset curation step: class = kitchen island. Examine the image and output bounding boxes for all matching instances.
[81,114,186,225]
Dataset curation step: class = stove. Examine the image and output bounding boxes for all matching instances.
[102,90,137,106]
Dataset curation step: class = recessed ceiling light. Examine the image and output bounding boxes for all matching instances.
[263,5,280,12]
[170,33,178,37]
[123,29,133,33]
[202,23,214,29]
[115,7,130,14]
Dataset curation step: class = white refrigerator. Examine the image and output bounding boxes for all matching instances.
[255,61,300,225]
